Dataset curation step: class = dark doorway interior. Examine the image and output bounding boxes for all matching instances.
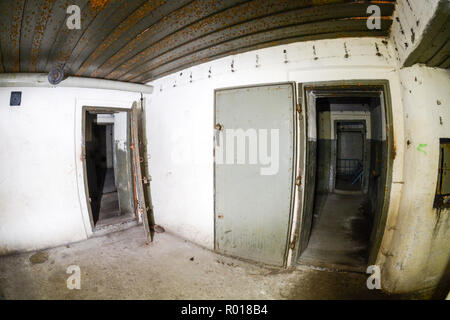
[299,96,386,271]
[335,121,366,191]
[85,113,119,226]
[84,110,135,230]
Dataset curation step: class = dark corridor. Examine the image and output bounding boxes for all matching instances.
[85,113,119,226]
[298,95,387,271]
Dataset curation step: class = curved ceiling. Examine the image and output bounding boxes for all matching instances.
[0,0,396,84]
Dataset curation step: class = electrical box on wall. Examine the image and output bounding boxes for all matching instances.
[434,139,450,209]
[10,91,22,106]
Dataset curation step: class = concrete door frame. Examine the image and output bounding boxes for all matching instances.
[290,80,394,268]
[81,106,134,233]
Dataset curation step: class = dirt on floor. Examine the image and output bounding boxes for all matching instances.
[0,226,417,300]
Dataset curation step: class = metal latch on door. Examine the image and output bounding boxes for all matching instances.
[215,123,224,146]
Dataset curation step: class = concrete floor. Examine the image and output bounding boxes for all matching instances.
[96,168,134,229]
[299,193,370,272]
[0,225,405,300]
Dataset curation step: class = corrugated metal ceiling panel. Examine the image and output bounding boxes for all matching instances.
[0,0,396,83]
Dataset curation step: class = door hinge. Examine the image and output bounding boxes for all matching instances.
[142,175,152,184]
[289,234,297,250]
[295,175,302,186]
[296,103,302,113]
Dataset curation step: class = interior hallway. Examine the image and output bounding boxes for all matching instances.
[95,168,122,228]
[0,226,402,300]
[299,193,370,272]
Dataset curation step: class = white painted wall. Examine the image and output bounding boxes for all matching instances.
[380,65,450,294]
[0,87,148,254]
[146,37,406,251]
[146,35,448,294]
[0,1,445,295]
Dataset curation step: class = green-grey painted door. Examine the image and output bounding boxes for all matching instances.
[214,83,296,266]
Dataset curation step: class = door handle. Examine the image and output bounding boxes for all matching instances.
[215,123,223,146]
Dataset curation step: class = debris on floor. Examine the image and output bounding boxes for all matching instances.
[29,252,49,265]
[0,226,410,300]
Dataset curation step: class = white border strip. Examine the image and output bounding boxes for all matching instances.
[0,73,153,94]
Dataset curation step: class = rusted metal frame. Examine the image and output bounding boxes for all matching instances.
[122,2,394,82]
[92,0,249,79]
[105,0,350,80]
[434,141,450,208]
[134,19,391,83]
[137,97,155,240]
[75,0,181,77]
[0,0,25,72]
[130,102,152,243]
[66,0,148,73]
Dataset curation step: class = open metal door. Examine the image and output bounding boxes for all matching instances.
[130,100,154,243]
[214,83,296,266]
[296,83,317,256]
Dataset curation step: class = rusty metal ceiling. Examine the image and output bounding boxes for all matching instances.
[403,0,450,69]
[0,0,396,84]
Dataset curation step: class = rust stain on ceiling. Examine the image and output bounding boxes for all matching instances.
[90,0,110,10]
[0,0,398,83]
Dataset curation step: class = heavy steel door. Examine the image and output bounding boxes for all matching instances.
[131,101,154,243]
[214,83,296,266]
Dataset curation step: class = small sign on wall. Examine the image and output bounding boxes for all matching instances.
[10,91,22,106]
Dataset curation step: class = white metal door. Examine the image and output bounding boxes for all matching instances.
[214,83,296,266]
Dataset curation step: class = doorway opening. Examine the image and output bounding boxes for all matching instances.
[296,84,392,272]
[335,121,366,192]
[83,108,136,232]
